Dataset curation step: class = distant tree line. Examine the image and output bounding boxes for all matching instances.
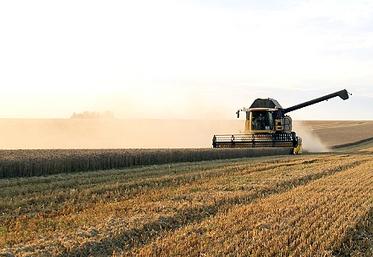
[70,111,115,119]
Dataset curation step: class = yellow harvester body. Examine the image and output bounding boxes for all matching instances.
[213,89,350,154]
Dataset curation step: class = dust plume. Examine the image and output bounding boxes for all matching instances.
[0,118,368,150]
[0,119,242,149]
[294,121,330,153]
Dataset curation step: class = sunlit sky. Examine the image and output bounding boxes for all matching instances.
[0,0,372,120]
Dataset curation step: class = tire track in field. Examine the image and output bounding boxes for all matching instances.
[61,158,367,257]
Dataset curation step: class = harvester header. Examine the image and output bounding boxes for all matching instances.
[213,89,351,154]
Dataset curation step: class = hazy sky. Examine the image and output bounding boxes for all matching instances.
[0,0,372,120]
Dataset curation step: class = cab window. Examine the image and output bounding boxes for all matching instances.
[251,111,273,130]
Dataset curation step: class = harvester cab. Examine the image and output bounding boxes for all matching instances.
[213,89,350,154]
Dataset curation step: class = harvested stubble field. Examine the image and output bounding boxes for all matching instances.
[1,147,373,256]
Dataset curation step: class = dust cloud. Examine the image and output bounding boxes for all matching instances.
[293,122,330,153]
[0,119,242,149]
[0,118,362,150]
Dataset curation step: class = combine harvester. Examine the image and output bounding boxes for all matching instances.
[213,89,350,154]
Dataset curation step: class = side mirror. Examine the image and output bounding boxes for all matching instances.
[236,110,240,118]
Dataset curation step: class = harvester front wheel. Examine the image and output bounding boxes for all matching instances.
[293,137,303,155]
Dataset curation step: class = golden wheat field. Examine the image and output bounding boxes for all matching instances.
[2,0,373,255]
[1,140,373,256]
[0,121,372,256]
